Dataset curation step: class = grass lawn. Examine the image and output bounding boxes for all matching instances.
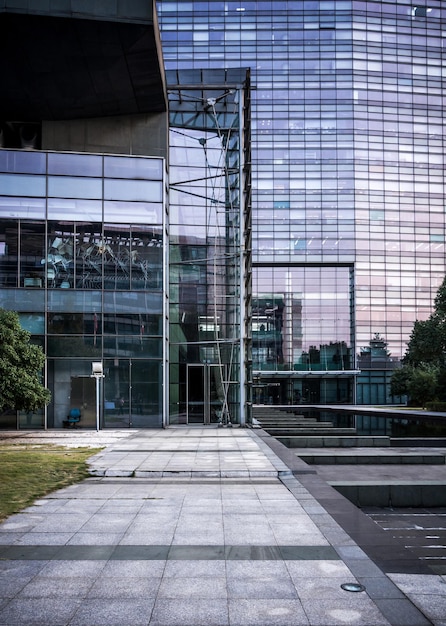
[0,445,102,522]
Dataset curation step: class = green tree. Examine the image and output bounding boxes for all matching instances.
[393,276,446,405]
[0,309,51,413]
[403,318,444,366]
[403,275,446,369]
[408,365,439,408]
[390,365,411,398]
[432,276,446,320]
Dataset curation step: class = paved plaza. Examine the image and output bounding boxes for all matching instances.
[0,427,444,625]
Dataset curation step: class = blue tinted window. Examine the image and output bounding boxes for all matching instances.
[48,153,102,177]
[47,198,102,221]
[104,179,162,202]
[104,201,162,225]
[0,150,46,174]
[48,177,102,199]
[0,173,46,197]
[104,156,163,180]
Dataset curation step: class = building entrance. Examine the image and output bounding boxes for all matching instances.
[70,376,96,428]
[187,364,221,425]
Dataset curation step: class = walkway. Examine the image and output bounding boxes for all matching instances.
[0,427,444,625]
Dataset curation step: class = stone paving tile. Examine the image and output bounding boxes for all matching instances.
[172,527,225,545]
[19,576,94,598]
[14,532,74,545]
[157,576,228,599]
[285,559,353,580]
[67,532,125,546]
[227,560,289,578]
[227,575,298,599]
[228,598,309,626]
[38,559,106,578]
[388,573,446,624]
[0,598,83,625]
[69,598,155,626]
[150,598,229,626]
[86,576,162,598]
[300,595,391,626]
[163,559,226,577]
[0,575,33,598]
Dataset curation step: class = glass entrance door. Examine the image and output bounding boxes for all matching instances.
[187,364,221,424]
[70,376,96,428]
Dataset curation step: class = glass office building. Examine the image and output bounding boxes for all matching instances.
[158,0,446,404]
[0,3,251,429]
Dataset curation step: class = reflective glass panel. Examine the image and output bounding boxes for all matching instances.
[104,156,163,180]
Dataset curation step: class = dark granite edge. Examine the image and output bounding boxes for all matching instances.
[0,544,339,561]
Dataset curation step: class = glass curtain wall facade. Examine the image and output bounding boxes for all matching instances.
[158,0,446,404]
[167,70,252,425]
[0,150,166,429]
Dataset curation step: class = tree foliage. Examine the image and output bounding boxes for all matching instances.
[390,365,411,398]
[409,365,439,408]
[0,309,51,413]
[390,363,440,407]
[392,275,446,405]
[403,318,444,366]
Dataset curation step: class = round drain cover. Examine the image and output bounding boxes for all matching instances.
[341,583,366,593]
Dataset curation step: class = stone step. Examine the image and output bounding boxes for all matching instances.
[331,481,446,507]
[391,437,446,447]
[253,409,306,418]
[258,419,319,426]
[277,436,391,448]
[266,427,356,436]
[260,422,336,432]
[299,453,446,465]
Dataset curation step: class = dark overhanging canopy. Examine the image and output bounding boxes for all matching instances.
[0,9,167,122]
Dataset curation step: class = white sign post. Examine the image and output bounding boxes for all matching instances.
[91,362,105,432]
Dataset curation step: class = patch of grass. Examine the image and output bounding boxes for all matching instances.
[0,445,102,522]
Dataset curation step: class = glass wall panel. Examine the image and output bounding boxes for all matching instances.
[0,150,46,174]
[103,313,162,336]
[103,359,162,428]
[18,408,44,429]
[104,201,161,225]
[0,220,18,287]
[0,197,46,219]
[48,176,102,199]
[48,153,102,177]
[0,174,46,197]
[104,156,163,180]
[130,225,163,290]
[253,265,353,372]
[74,224,104,290]
[46,222,75,288]
[104,179,162,202]
[47,199,102,222]
[47,289,102,313]
[101,224,131,291]
[47,336,102,358]
[18,313,45,334]
[47,359,97,428]
[20,222,45,288]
